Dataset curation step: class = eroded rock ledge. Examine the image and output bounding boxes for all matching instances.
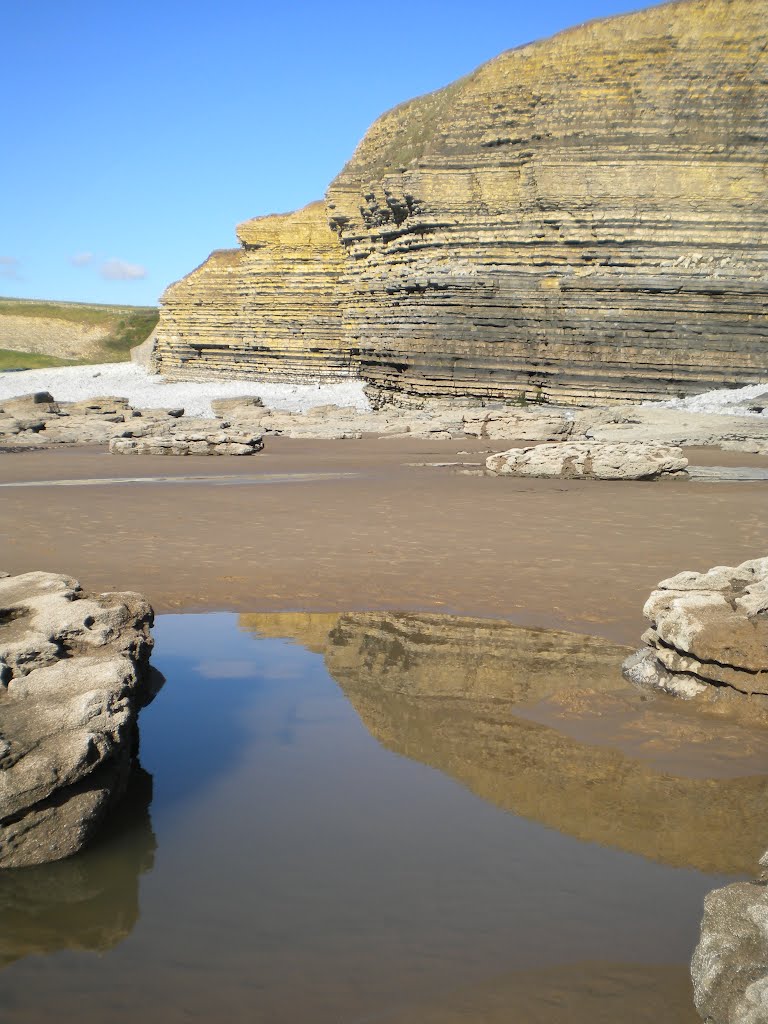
[623,556,768,701]
[0,571,156,868]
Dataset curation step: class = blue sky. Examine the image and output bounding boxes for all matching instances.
[1,0,663,307]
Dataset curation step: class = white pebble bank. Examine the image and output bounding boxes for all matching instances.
[647,382,768,417]
[0,363,370,418]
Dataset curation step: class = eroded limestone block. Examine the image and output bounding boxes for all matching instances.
[485,442,688,480]
[0,571,156,868]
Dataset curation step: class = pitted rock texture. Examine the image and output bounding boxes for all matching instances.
[623,556,768,699]
[0,572,155,868]
[691,862,768,1024]
[485,441,688,479]
[156,0,768,404]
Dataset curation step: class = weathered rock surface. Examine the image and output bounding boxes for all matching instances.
[0,571,156,868]
[0,392,184,448]
[486,441,688,479]
[623,556,768,700]
[0,768,155,967]
[155,202,351,382]
[156,0,768,404]
[109,427,264,456]
[691,859,768,1024]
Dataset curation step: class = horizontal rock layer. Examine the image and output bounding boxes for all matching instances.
[155,203,352,382]
[156,0,768,404]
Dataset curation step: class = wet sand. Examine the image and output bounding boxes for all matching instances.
[1,438,766,644]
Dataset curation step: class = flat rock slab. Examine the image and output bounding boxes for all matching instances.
[0,571,155,868]
[110,432,264,456]
[486,442,688,480]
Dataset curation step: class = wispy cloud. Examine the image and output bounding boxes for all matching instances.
[100,258,147,281]
[0,256,20,280]
[70,251,94,267]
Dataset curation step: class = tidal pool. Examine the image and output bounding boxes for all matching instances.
[2,610,766,1023]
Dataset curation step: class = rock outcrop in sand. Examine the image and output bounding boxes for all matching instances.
[691,856,768,1024]
[485,441,688,479]
[623,556,768,700]
[156,0,768,405]
[0,571,157,868]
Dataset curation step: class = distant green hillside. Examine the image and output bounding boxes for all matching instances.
[0,297,159,368]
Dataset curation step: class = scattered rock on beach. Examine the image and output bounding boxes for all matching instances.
[0,571,157,868]
[623,556,768,700]
[485,442,688,480]
[691,856,768,1024]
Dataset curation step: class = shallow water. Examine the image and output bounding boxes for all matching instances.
[2,611,765,1023]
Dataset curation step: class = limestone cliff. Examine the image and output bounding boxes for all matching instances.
[157,0,768,403]
[156,203,351,381]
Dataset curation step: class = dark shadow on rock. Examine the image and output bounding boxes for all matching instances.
[0,766,156,969]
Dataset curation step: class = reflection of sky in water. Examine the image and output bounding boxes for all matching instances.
[0,613,727,1023]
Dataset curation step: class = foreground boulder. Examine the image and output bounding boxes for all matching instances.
[691,857,768,1024]
[485,442,688,480]
[0,571,156,868]
[623,556,768,701]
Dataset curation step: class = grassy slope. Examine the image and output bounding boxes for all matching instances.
[0,298,159,367]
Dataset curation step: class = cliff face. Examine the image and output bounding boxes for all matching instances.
[323,612,768,874]
[157,0,768,403]
[156,203,351,381]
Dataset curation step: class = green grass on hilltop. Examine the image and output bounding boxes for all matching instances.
[0,349,87,371]
[0,297,159,364]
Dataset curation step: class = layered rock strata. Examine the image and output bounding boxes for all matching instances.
[623,556,768,700]
[156,0,768,404]
[0,571,156,868]
[486,441,688,479]
[691,856,768,1024]
[155,203,351,382]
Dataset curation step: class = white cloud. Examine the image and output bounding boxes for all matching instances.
[100,258,147,281]
[0,256,20,279]
[70,252,94,267]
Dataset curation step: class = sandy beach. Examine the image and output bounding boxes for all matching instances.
[2,438,766,644]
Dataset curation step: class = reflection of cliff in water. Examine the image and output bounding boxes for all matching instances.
[0,767,156,969]
[242,612,768,875]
